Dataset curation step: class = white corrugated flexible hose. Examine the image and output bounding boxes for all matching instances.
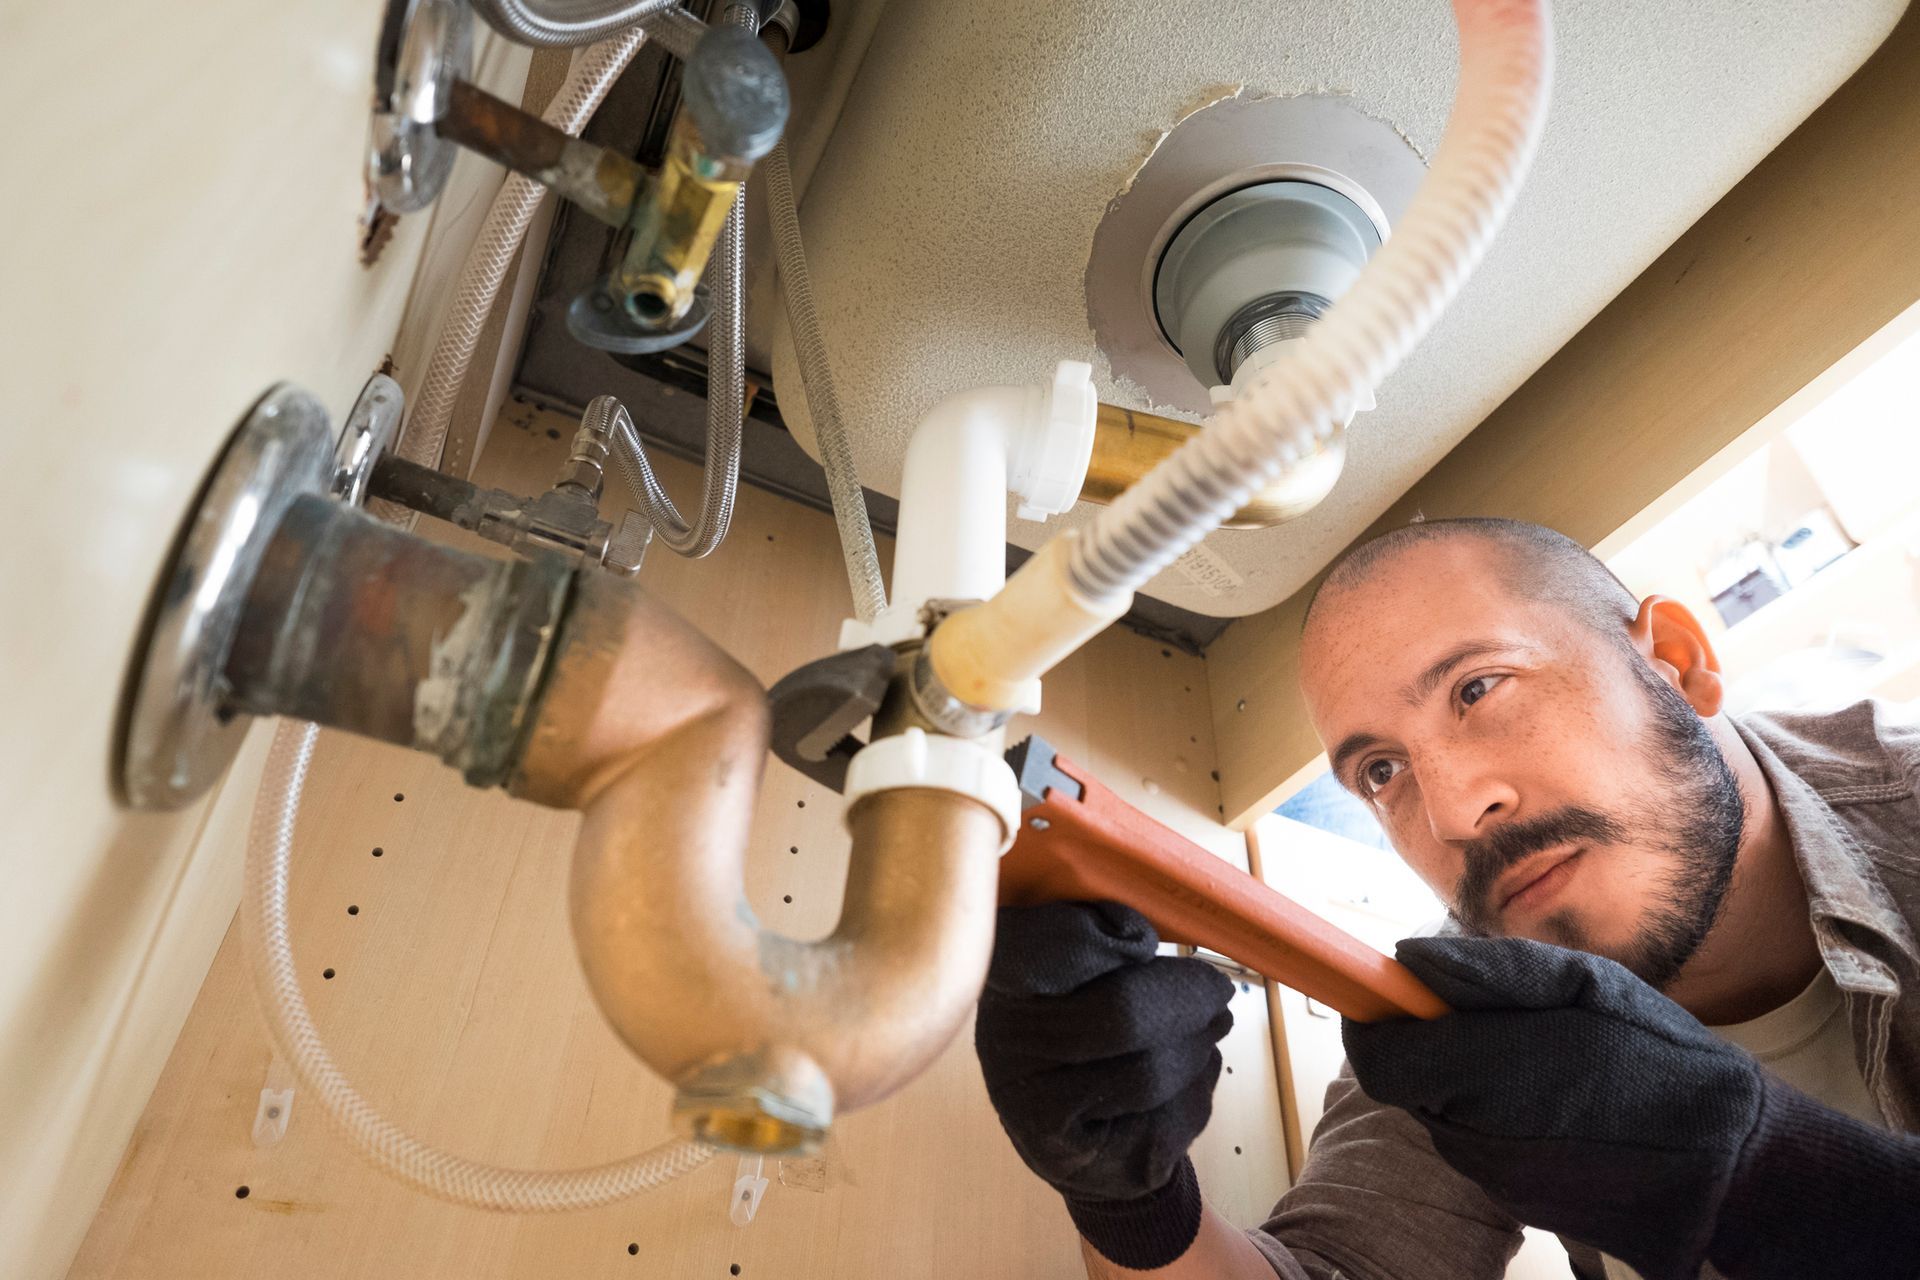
[1065,0,1554,605]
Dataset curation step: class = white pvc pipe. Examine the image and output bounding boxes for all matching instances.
[859,363,1095,648]
[888,387,1027,619]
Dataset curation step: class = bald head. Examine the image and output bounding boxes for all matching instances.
[1305,518,1639,648]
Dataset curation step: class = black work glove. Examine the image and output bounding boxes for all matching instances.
[975,902,1235,1271]
[1344,936,1920,1280]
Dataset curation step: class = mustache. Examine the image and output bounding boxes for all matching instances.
[1454,805,1628,930]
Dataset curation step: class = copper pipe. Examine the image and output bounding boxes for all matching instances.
[514,573,1006,1153]
[224,495,569,788]
[1081,403,1345,529]
[441,79,643,229]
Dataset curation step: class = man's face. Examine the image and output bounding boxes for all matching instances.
[1299,538,1744,987]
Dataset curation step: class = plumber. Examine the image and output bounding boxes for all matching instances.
[975,517,1920,1280]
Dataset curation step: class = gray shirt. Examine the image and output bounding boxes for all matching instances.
[1247,700,1920,1279]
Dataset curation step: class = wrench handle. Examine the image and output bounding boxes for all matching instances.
[998,752,1448,1023]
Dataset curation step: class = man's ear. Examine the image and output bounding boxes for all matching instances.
[1628,595,1724,716]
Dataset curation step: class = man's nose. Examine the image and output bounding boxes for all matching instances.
[1421,755,1520,845]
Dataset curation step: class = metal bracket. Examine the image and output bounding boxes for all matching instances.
[1004,735,1084,811]
[368,0,472,214]
[766,645,896,792]
[331,373,404,503]
[117,378,401,810]
[119,388,331,809]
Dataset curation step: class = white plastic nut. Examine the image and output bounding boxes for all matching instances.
[842,728,1022,852]
[1011,360,1097,523]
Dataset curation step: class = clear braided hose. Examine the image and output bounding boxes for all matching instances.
[1065,0,1554,603]
[472,0,681,48]
[241,721,714,1211]
[765,138,887,622]
[398,26,650,473]
[594,0,757,559]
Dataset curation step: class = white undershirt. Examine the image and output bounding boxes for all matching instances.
[1599,967,1882,1280]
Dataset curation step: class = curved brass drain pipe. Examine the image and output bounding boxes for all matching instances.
[228,498,1006,1155]
[517,575,1005,1152]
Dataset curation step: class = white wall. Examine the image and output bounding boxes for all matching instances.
[0,6,524,1275]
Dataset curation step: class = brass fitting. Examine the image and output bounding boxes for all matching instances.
[613,118,749,327]
[614,22,788,328]
[431,20,787,336]
[1081,402,1346,529]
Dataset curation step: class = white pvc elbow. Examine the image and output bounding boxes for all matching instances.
[842,360,1097,653]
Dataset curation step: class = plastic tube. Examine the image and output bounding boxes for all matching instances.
[1066,0,1552,601]
[472,0,683,48]
[398,26,650,474]
[764,138,888,623]
[241,720,714,1211]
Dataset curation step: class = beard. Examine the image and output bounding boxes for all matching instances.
[1449,662,1747,990]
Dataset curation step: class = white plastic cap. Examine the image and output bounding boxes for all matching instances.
[842,728,1022,852]
[1010,360,1098,523]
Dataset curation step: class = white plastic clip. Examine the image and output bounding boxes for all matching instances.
[252,1057,294,1147]
[729,1154,769,1226]
[253,1059,293,1151]
[253,1089,293,1147]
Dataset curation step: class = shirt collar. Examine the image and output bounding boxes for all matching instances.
[1734,715,1917,988]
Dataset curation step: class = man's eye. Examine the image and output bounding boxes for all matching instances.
[1458,674,1507,708]
[1361,757,1405,796]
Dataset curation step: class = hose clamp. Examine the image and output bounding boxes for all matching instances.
[906,647,1023,737]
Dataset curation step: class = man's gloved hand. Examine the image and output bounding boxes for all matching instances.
[975,901,1235,1271]
[1341,936,1775,1280]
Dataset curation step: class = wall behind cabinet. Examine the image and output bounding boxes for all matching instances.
[0,3,536,1275]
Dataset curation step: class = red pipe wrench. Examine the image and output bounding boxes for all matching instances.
[1000,737,1447,1022]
